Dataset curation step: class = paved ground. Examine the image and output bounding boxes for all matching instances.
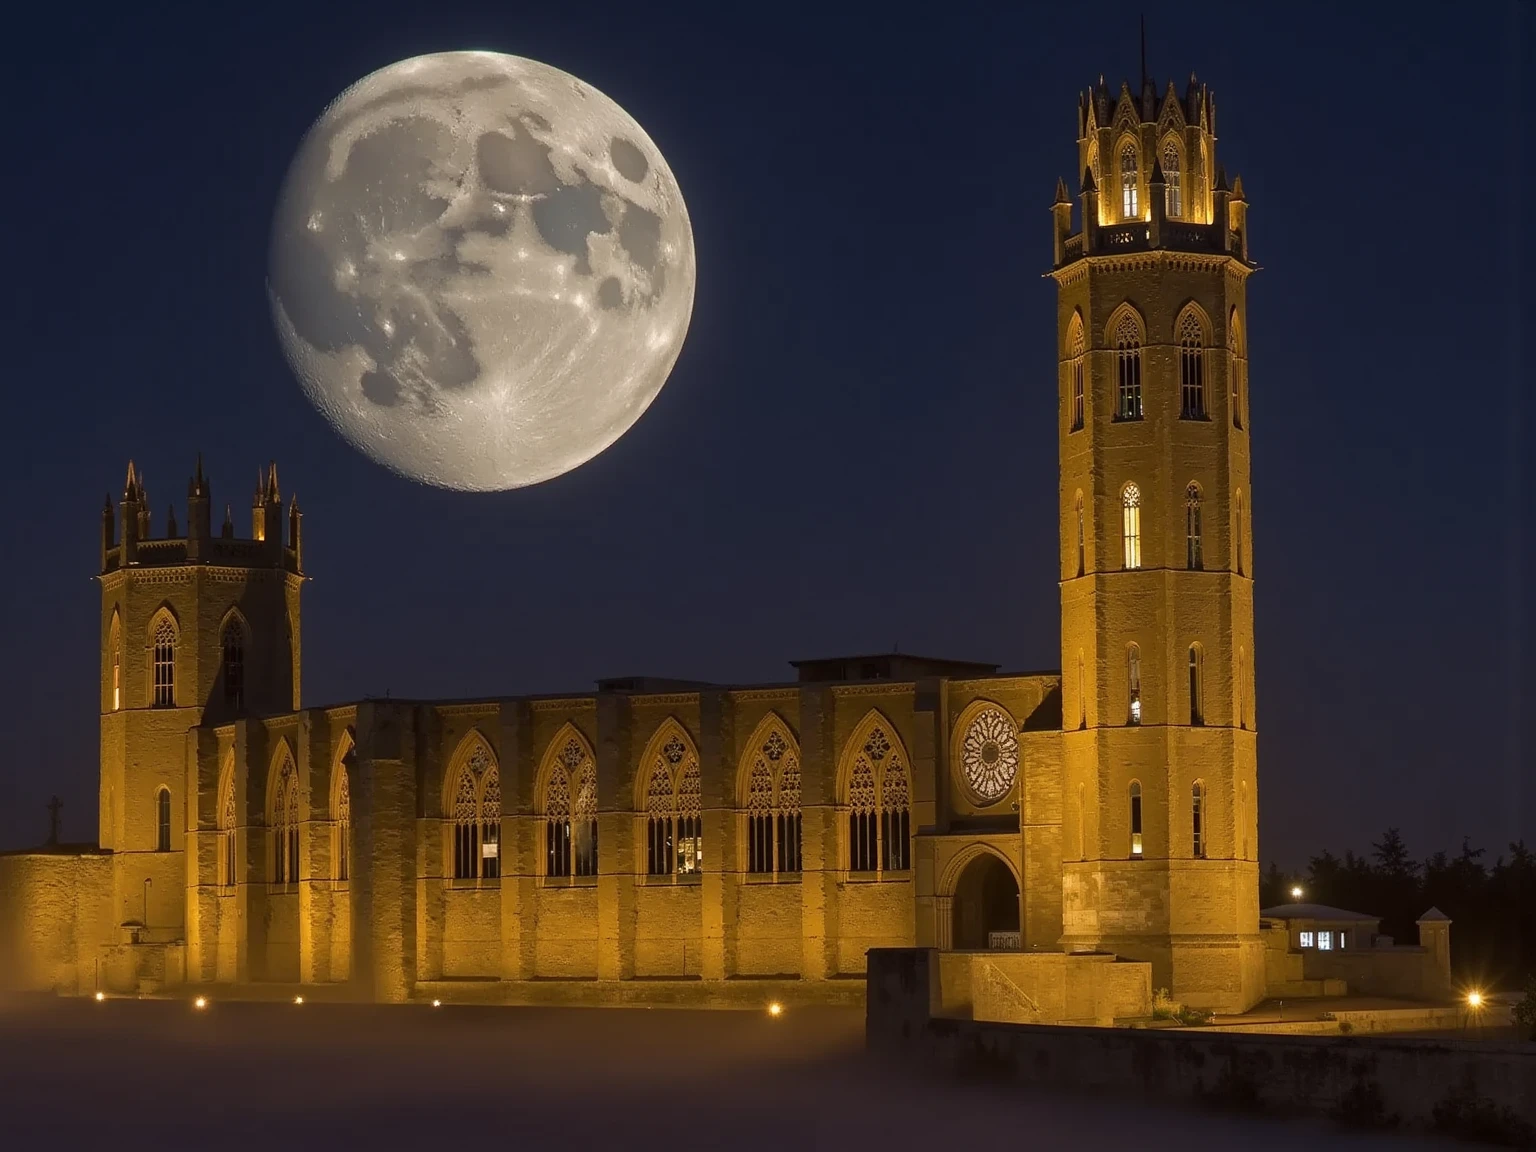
[0,996,1458,1149]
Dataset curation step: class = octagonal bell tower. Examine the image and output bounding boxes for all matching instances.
[1049,73,1263,1012]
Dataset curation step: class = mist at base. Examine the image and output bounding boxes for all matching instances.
[0,998,1445,1149]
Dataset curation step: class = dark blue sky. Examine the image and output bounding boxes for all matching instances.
[0,2,1529,867]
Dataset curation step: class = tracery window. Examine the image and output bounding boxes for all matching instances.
[960,706,1019,805]
[1192,781,1206,858]
[1069,318,1085,431]
[846,723,910,873]
[450,740,500,881]
[745,726,801,877]
[1189,644,1204,726]
[545,735,598,878]
[1186,483,1203,570]
[1178,311,1206,419]
[1122,484,1142,570]
[1163,140,1182,216]
[271,756,299,885]
[1120,142,1139,218]
[155,787,171,853]
[644,729,702,877]
[333,753,351,884]
[151,615,176,708]
[218,765,236,889]
[221,619,245,711]
[1127,644,1142,726]
[1129,781,1143,857]
[1114,313,1142,420]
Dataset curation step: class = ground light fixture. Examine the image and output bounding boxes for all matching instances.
[294,996,304,1005]
[1467,991,1484,1009]
[432,999,442,1008]
[767,1002,784,1018]
[94,991,105,1002]
[194,996,208,1010]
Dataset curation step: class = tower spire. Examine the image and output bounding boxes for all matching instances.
[1139,14,1147,93]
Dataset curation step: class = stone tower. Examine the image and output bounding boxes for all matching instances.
[97,458,302,939]
[1050,74,1263,1012]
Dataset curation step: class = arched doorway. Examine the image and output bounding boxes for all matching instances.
[951,851,1020,950]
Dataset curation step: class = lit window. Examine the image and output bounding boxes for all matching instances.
[1114,313,1143,420]
[1318,930,1333,951]
[1129,781,1143,856]
[846,725,909,873]
[1299,931,1315,948]
[644,730,702,877]
[1120,142,1139,218]
[450,740,499,881]
[1339,932,1347,950]
[1163,140,1182,217]
[1188,644,1204,726]
[1186,484,1203,570]
[221,620,245,711]
[156,787,171,853]
[1127,644,1142,726]
[1191,781,1205,858]
[109,616,121,711]
[1068,317,1085,431]
[1122,484,1142,570]
[151,616,176,708]
[1179,311,1206,419]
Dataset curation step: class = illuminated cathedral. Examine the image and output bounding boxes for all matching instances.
[0,73,1278,1014]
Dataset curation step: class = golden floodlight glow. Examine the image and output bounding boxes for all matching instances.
[1290,886,1304,899]
[1468,991,1484,1009]
[94,991,105,1002]
[432,999,442,1008]
[767,1002,784,1018]
[194,996,208,1010]
[294,996,304,1005]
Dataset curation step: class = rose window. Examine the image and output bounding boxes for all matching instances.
[961,708,1019,804]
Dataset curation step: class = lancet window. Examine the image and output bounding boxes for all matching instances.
[151,615,176,708]
[1120,142,1139,218]
[845,723,910,874]
[1179,311,1206,419]
[218,765,236,889]
[1068,317,1085,431]
[1114,313,1142,420]
[1186,483,1203,570]
[1127,644,1142,726]
[271,755,299,885]
[1163,140,1182,217]
[1129,781,1143,857]
[1122,484,1142,570]
[545,734,598,878]
[745,725,801,877]
[1192,781,1207,858]
[333,747,351,884]
[449,739,500,881]
[1189,644,1205,726]
[155,787,171,853]
[644,729,702,877]
[221,619,245,711]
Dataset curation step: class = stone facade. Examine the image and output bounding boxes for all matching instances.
[0,73,1271,1013]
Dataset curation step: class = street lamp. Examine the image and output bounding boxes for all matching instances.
[1289,885,1304,901]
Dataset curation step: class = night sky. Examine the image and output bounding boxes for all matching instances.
[0,2,1528,868]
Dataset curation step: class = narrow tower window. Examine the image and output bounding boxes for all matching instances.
[221,620,244,711]
[1236,490,1245,576]
[271,758,298,885]
[155,787,171,853]
[1179,311,1206,418]
[1192,781,1206,858]
[1163,140,1182,217]
[1077,783,1086,861]
[219,768,236,889]
[1189,644,1204,726]
[1121,484,1142,570]
[1114,313,1143,420]
[1230,312,1244,430]
[334,762,350,883]
[1120,142,1139,219]
[109,616,121,711]
[1129,780,1143,857]
[1077,650,1086,729]
[151,616,176,708]
[1237,647,1247,730]
[1069,319,1085,431]
[1127,644,1142,725]
[1185,483,1203,569]
[1075,492,1085,577]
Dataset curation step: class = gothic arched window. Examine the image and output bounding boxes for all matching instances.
[1077,649,1086,729]
[109,614,121,711]
[643,727,701,877]
[151,615,176,708]
[1119,142,1139,218]
[1068,316,1086,431]
[1192,781,1207,858]
[449,738,499,881]
[1127,644,1142,726]
[1162,140,1182,217]
[1179,311,1206,419]
[1229,310,1245,430]
[1186,483,1204,570]
[221,618,245,711]
[156,787,171,853]
[333,748,351,884]
[1121,484,1142,570]
[1236,489,1246,576]
[1075,491,1086,577]
[845,723,910,873]
[1189,644,1204,726]
[218,762,236,889]
[271,756,298,884]
[1114,313,1143,420]
[1129,781,1143,857]
[744,725,801,877]
[545,734,598,878]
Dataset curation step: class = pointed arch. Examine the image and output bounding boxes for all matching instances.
[147,606,179,708]
[1066,310,1086,432]
[539,722,597,878]
[1176,303,1210,419]
[1107,304,1144,421]
[738,711,802,877]
[1185,481,1204,570]
[155,786,172,852]
[1074,490,1086,577]
[219,608,249,712]
[105,608,122,712]
[1128,780,1144,857]
[1126,643,1143,725]
[1121,482,1143,569]
[1117,135,1140,219]
[267,740,299,884]
[1228,307,1245,430]
[837,709,912,874]
[637,717,701,877]
[331,729,354,883]
[444,729,498,881]
[1161,135,1184,216]
[217,750,237,888]
[950,698,1021,808]
[937,841,1022,899]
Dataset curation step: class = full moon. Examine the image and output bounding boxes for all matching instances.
[268,52,695,491]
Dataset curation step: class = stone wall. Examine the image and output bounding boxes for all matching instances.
[868,948,1536,1142]
[936,950,1151,1025]
[0,852,113,993]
